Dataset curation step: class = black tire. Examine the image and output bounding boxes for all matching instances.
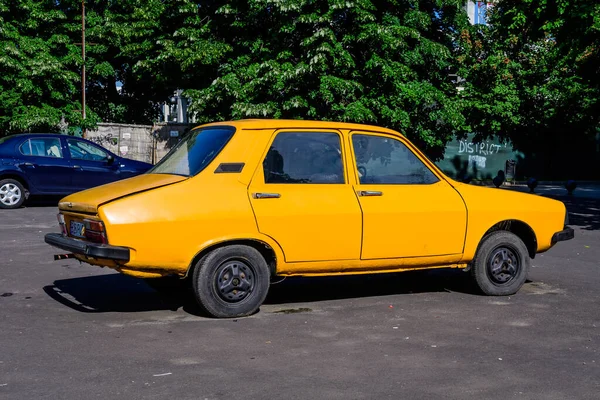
[471,231,530,296]
[192,245,270,318]
[0,178,26,209]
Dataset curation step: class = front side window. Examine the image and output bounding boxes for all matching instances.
[149,126,236,177]
[263,132,345,184]
[68,140,108,161]
[19,138,63,158]
[352,134,438,185]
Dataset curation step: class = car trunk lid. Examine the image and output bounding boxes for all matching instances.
[58,174,187,214]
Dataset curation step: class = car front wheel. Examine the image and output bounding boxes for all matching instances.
[0,179,26,209]
[192,245,270,318]
[471,231,530,296]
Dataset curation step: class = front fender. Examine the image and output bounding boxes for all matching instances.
[454,183,566,259]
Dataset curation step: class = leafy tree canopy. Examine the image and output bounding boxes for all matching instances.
[183,0,471,158]
[459,1,600,155]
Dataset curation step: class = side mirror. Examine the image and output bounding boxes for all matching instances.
[106,154,115,165]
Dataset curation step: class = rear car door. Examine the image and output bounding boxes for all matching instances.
[67,139,120,191]
[17,137,72,193]
[248,130,362,263]
[350,132,467,260]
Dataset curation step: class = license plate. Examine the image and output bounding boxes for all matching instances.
[70,221,85,238]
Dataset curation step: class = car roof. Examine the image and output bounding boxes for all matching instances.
[193,119,403,136]
[7,133,66,137]
[1,133,68,142]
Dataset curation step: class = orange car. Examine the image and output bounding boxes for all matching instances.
[45,120,574,318]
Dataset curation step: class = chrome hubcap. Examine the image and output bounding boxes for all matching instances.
[0,183,22,206]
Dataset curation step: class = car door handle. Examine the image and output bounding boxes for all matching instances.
[22,162,35,167]
[358,190,383,197]
[72,165,82,169]
[253,192,281,199]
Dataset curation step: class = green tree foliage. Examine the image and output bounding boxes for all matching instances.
[0,0,98,133]
[69,0,229,124]
[183,0,471,157]
[0,0,228,133]
[459,0,600,177]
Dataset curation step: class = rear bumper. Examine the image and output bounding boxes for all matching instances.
[45,233,130,262]
[551,226,575,245]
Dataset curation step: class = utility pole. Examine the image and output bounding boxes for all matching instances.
[81,0,86,138]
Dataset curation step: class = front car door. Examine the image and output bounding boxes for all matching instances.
[67,139,120,191]
[17,137,72,193]
[350,132,467,260]
[248,130,362,263]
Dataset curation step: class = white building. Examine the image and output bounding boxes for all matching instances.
[466,1,494,25]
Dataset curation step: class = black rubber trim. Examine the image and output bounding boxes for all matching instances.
[551,226,575,244]
[214,162,245,173]
[45,233,130,262]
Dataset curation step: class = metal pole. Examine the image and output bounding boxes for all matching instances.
[81,0,86,138]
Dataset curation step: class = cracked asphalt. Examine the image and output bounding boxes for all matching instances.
[1,194,598,399]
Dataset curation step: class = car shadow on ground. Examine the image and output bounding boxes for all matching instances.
[265,269,477,305]
[549,195,600,231]
[43,274,188,314]
[43,268,481,316]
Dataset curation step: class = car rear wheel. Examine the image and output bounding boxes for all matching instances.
[0,179,26,209]
[471,231,530,296]
[192,245,270,318]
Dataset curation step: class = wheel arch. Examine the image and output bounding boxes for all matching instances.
[481,219,538,259]
[185,237,281,278]
[0,172,30,192]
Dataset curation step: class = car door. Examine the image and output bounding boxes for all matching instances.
[66,138,120,191]
[350,131,467,260]
[17,137,72,193]
[248,130,362,263]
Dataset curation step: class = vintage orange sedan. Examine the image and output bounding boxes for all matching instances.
[45,120,574,318]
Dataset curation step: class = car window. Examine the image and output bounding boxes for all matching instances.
[19,138,63,158]
[263,132,344,184]
[68,139,108,161]
[352,134,438,185]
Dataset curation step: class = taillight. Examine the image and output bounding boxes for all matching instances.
[57,213,67,235]
[83,219,107,244]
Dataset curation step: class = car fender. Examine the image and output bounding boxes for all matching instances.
[185,232,286,277]
[0,164,37,194]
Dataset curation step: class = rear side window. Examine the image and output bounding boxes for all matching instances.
[149,126,235,177]
[19,138,63,158]
[67,139,109,161]
[263,132,344,184]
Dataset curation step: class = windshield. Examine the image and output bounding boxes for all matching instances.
[149,126,236,177]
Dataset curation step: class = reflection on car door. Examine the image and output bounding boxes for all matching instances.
[248,130,362,263]
[350,132,467,260]
[67,139,120,191]
[18,137,72,193]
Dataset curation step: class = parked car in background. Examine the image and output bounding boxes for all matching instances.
[0,134,152,209]
[45,120,573,318]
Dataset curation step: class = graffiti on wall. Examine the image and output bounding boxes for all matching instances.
[436,134,522,180]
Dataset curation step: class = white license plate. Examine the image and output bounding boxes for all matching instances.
[70,221,85,238]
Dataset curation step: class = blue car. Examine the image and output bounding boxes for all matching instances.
[0,133,152,209]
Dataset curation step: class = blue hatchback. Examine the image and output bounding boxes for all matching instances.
[0,134,152,209]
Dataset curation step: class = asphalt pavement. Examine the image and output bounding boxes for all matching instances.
[1,189,599,399]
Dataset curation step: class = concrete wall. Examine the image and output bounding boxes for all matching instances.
[87,123,193,164]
